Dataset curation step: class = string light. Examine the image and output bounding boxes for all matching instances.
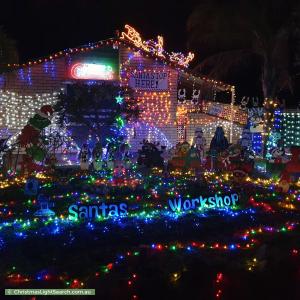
[282,112,300,146]
[120,24,194,68]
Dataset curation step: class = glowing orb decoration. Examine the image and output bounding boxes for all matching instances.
[70,63,115,80]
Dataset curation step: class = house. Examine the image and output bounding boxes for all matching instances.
[0,25,247,160]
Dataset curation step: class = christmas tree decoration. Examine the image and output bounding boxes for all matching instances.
[263,98,281,157]
[115,94,124,104]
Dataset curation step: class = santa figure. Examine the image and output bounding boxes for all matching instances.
[79,144,90,170]
[193,128,206,162]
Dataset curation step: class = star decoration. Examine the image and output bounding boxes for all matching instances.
[115,95,124,104]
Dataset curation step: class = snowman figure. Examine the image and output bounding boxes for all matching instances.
[92,142,103,171]
[79,143,90,170]
[193,128,206,162]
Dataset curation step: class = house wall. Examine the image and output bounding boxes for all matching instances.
[119,45,179,150]
[186,113,243,150]
[0,58,66,94]
[0,44,243,155]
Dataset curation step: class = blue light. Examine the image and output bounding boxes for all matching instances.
[27,67,32,85]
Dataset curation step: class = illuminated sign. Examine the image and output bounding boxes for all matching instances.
[69,203,128,219]
[129,71,169,91]
[168,193,239,212]
[70,63,115,80]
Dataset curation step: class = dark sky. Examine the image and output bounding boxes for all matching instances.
[1,0,198,63]
[1,0,297,104]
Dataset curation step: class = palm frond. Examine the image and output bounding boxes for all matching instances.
[193,49,254,79]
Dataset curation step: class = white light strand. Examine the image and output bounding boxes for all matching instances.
[0,90,60,146]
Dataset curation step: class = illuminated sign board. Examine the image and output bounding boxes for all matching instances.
[168,193,239,212]
[67,193,239,220]
[69,202,128,219]
[68,47,119,81]
[129,71,169,91]
[70,63,115,80]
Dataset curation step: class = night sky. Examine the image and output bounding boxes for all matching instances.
[1,0,298,104]
[0,0,198,62]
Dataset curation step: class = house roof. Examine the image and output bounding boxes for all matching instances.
[6,28,234,92]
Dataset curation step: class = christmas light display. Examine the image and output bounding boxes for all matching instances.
[120,24,194,68]
[0,25,240,157]
[282,112,300,146]
[1,24,300,298]
[70,63,115,80]
[0,90,59,146]
[252,132,263,154]
[0,161,300,297]
[123,122,173,149]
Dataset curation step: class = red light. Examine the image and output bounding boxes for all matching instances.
[70,63,115,80]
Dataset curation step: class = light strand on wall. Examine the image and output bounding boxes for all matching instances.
[0,90,60,146]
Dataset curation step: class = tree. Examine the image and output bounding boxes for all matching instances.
[54,83,138,146]
[187,0,300,100]
[0,27,18,73]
